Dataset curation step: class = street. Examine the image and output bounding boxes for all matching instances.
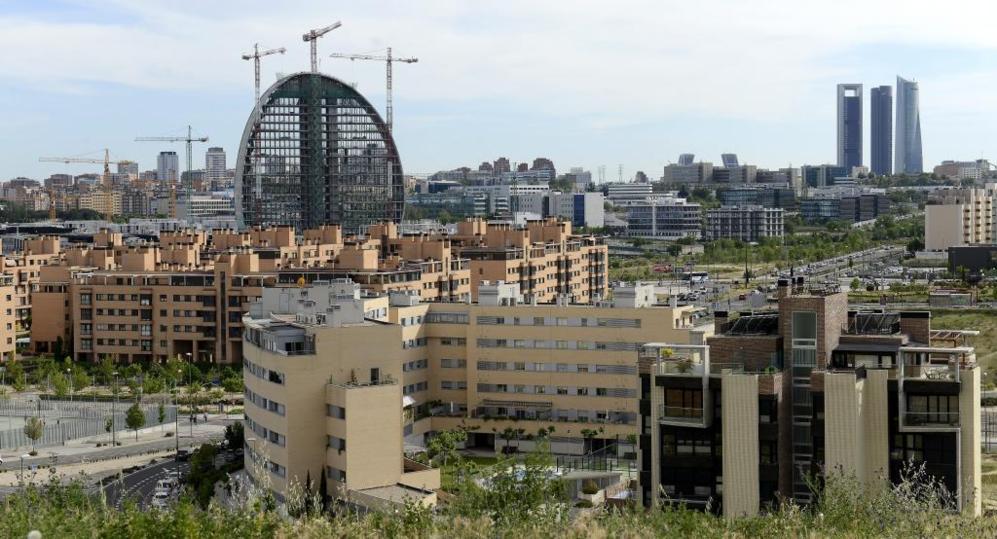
[103,459,190,509]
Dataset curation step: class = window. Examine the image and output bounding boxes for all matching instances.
[326,466,346,482]
[328,435,346,451]
[440,358,466,369]
[327,404,346,419]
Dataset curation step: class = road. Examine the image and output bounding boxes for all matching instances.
[103,458,189,508]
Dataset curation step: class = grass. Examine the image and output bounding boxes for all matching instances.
[930,309,997,386]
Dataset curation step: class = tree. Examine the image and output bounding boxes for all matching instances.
[499,427,518,453]
[427,428,467,468]
[7,361,24,392]
[224,421,244,450]
[906,238,924,254]
[850,278,862,291]
[143,376,164,395]
[105,417,113,443]
[157,402,166,430]
[222,376,242,393]
[125,402,145,441]
[51,372,69,398]
[72,370,91,393]
[97,357,115,386]
[24,416,44,452]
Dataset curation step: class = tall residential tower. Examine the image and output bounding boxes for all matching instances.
[895,76,923,174]
[870,85,893,176]
[836,84,863,171]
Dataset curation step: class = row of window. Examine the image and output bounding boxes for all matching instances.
[476,339,639,352]
[399,315,424,327]
[476,383,635,398]
[245,387,285,416]
[246,417,286,447]
[244,359,285,385]
[402,359,428,372]
[440,380,467,390]
[424,312,469,325]
[402,337,428,350]
[477,361,635,375]
[404,381,429,395]
[440,358,466,369]
[475,316,640,328]
[327,404,346,420]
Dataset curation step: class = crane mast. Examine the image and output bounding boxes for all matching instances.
[135,126,209,220]
[328,47,418,132]
[241,43,285,104]
[302,21,342,72]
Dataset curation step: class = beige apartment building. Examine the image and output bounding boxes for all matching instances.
[241,279,707,506]
[924,187,995,251]
[29,219,606,364]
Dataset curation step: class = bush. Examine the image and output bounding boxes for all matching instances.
[165,431,175,437]
[28,450,37,456]
[581,479,600,495]
[575,500,594,508]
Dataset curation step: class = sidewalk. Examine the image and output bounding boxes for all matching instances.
[0,413,237,472]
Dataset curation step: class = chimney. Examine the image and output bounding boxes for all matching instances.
[899,311,931,345]
[714,310,729,334]
[777,278,790,299]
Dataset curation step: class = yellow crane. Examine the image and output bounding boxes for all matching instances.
[329,48,417,132]
[39,149,130,219]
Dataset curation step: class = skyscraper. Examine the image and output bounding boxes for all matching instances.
[235,72,403,233]
[117,161,139,177]
[836,83,863,171]
[678,153,695,166]
[870,86,893,176]
[157,151,179,183]
[205,147,227,190]
[895,76,923,174]
[721,153,739,168]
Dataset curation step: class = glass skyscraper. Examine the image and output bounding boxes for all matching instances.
[894,76,923,174]
[836,84,863,171]
[870,85,893,176]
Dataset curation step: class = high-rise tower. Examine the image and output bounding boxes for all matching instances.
[870,86,893,176]
[895,76,923,174]
[836,84,863,171]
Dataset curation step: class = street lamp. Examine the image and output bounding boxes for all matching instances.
[66,368,73,404]
[111,371,118,446]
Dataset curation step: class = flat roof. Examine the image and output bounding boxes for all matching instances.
[354,484,433,504]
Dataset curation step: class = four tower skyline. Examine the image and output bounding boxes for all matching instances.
[836,77,922,175]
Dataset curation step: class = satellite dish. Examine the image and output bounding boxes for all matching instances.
[748,291,767,309]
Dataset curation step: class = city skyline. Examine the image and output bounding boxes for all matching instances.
[3,1,997,180]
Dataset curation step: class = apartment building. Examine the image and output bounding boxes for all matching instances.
[925,188,994,251]
[29,219,607,363]
[606,182,654,206]
[704,206,784,242]
[241,279,708,506]
[637,277,981,518]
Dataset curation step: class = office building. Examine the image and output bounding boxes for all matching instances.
[721,154,739,168]
[717,187,797,210]
[626,196,702,240]
[678,154,695,166]
[638,278,982,517]
[235,73,404,233]
[870,86,893,176]
[205,147,227,190]
[924,188,994,251]
[704,206,784,242]
[712,165,757,184]
[243,279,706,505]
[157,151,179,184]
[606,182,653,206]
[663,161,714,185]
[563,168,593,192]
[801,165,849,189]
[800,198,841,223]
[177,193,236,220]
[895,76,923,175]
[933,160,991,181]
[837,84,863,171]
[839,194,891,222]
[547,192,605,228]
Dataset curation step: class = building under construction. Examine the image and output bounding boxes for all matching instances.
[234,72,404,233]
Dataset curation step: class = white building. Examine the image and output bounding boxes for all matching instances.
[157,151,179,183]
[924,187,994,251]
[205,147,227,189]
[606,182,653,206]
[177,193,236,221]
[547,192,605,228]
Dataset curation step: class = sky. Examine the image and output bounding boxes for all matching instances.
[3,0,997,181]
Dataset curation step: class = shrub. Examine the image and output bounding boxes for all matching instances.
[575,500,594,508]
[581,479,600,495]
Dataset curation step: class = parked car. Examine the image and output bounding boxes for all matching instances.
[176,449,191,462]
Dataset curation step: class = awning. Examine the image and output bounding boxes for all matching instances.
[833,343,899,354]
[482,399,553,408]
[402,395,417,408]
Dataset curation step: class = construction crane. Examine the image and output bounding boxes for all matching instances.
[302,21,341,72]
[329,48,417,132]
[135,126,209,220]
[39,149,131,219]
[241,43,286,104]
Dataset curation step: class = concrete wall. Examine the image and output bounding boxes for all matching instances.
[722,373,759,518]
[960,366,982,516]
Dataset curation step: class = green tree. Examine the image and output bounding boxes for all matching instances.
[7,361,24,391]
[221,376,242,393]
[51,371,69,398]
[143,376,164,395]
[23,416,44,452]
[427,429,467,468]
[157,402,166,429]
[97,356,115,386]
[72,370,91,392]
[125,402,145,441]
[105,417,113,443]
[224,421,244,450]
[850,278,862,291]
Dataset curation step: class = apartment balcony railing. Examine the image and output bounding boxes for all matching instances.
[903,411,960,427]
[659,405,704,424]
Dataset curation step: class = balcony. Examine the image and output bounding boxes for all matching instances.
[659,405,704,425]
[903,411,959,427]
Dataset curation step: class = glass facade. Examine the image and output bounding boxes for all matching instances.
[235,73,404,233]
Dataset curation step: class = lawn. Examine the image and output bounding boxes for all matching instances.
[930,309,997,387]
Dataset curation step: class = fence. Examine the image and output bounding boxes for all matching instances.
[984,410,997,453]
[0,397,176,451]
